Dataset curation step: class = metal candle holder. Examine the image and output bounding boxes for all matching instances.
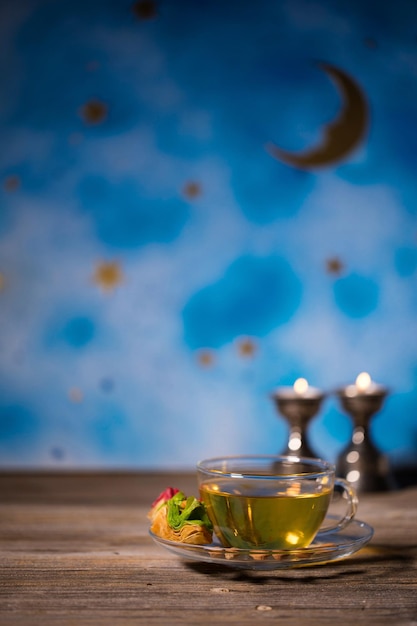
[335,373,393,493]
[271,379,325,458]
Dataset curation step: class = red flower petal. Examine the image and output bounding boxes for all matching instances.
[150,487,179,510]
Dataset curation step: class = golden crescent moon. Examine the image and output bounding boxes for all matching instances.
[267,63,369,169]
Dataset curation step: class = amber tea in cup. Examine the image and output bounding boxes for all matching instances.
[197,455,358,550]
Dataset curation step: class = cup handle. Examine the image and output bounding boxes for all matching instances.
[317,478,359,536]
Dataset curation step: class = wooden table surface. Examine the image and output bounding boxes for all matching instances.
[1,471,417,626]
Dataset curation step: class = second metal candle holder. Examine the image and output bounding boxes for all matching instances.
[335,373,394,493]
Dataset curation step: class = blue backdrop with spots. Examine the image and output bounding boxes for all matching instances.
[0,0,416,470]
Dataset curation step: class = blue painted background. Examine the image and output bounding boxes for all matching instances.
[0,0,416,469]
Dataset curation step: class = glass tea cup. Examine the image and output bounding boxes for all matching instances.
[197,455,358,551]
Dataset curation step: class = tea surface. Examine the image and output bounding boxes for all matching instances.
[199,481,332,550]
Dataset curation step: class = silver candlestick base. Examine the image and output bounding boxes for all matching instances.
[271,378,325,458]
[335,373,395,493]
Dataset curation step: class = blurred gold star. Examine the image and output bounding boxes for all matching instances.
[93,261,124,291]
[326,256,344,276]
[364,37,378,49]
[132,0,157,19]
[3,175,20,192]
[236,337,257,358]
[86,60,100,72]
[79,99,108,125]
[68,387,84,403]
[183,181,202,200]
[197,349,215,367]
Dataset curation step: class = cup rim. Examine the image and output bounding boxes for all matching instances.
[197,454,335,479]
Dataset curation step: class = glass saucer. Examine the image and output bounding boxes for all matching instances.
[149,519,373,570]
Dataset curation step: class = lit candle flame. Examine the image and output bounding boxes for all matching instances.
[355,372,371,392]
[293,378,309,395]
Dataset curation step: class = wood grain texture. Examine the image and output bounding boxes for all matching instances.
[1,472,417,626]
